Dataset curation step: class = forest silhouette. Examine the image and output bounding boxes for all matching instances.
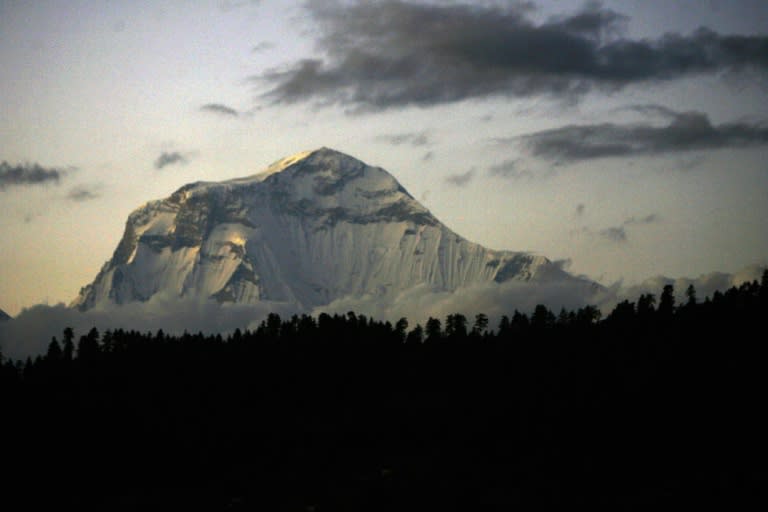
[2,273,767,510]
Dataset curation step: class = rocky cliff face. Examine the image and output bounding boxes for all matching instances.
[73,148,574,311]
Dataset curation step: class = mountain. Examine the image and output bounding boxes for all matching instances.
[0,309,10,322]
[73,148,582,311]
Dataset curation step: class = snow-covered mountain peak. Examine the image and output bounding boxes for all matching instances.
[72,149,587,311]
[253,148,317,180]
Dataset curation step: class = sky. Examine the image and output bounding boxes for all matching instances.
[1,0,768,319]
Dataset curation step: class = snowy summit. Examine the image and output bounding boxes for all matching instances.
[73,148,580,311]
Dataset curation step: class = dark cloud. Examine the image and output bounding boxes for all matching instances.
[445,168,476,186]
[375,131,430,146]
[255,1,768,111]
[517,109,768,162]
[624,214,659,225]
[599,226,627,242]
[621,103,679,119]
[200,103,239,117]
[592,213,659,243]
[66,186,100,202]
[0,161,65,189]
[154,151,188,170]
[488,159,530,179]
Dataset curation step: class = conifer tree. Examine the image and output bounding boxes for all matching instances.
[531,304,555,329]
[62,327,75,362]
[395,318,409,342]
[47,337,63,361]
[445,314,468,338]
[497,315,511,337]
[425,317,442,342]
[658,284,675,318]
[405,324,423,345]
[472,313,489,336]
[685,284,697,307]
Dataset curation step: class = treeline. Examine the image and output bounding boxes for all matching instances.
[2,272,768,510]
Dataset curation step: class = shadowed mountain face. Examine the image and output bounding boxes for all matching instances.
[73,148,581,311]
[0,309,10,322]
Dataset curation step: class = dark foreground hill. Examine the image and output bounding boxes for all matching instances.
[3,275,768,510]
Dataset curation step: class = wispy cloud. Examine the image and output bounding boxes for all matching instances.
[0,161,67,190]
[154,151,188,170]
[517,108,768,162]
[375,131,430,147]
[200,103,239,117]
[445,168,476,187]
[251,41,274,53]
[256,1,768,111]
[599,226,627,242]
[624,214,659,225]
[594,213,660,243]
[66,185,100,202]
[488,159,531,179]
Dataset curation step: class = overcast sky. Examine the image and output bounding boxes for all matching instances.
[1,0,767,316]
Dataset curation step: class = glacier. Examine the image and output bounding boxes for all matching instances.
[72,148,580,311]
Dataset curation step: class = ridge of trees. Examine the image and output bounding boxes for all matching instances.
[3,271,766,372]
[1,270,767,510]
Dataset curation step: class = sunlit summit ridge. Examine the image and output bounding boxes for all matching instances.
[73,148,584,311]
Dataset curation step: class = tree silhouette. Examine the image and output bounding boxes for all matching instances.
[511,310,529,332]
[607,300,635,327]
[472,313,489,336]
[425,317,442,343]
[395,318,409,343]
[445,313,468,338]
[4,278,767,509]
[405,324,423,345]
[62,327,75,362]
[46,337,63,361]
[637,293,656,320]
[575,305,601,326]
[497,315,511,337]
[530,304,555,330]
[685,284,697,307]
[77,327,100,363]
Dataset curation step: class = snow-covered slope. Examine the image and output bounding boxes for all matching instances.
[73,148,578,311]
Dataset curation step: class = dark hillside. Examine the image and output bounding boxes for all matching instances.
[2,272,767,510]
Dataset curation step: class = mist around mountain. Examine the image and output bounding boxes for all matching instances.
[1,263,764,361]
[0,148,765,359]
